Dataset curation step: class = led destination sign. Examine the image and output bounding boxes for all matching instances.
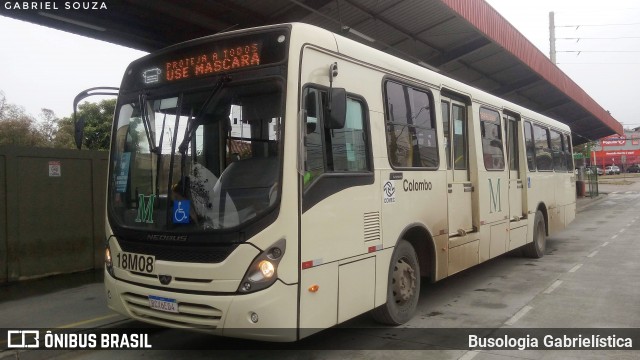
[122,29,289,91]
[163,42,261,82]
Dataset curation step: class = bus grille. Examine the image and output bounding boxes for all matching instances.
[121,292,223,328]
[118,239,237,263]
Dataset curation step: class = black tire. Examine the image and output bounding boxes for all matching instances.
[372,239,420,325]
[523,210,546,258]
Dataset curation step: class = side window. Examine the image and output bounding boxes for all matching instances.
[452,104,467,170]
[302,87,370,188]
[441,101,451,169]
[385,81,438,168]
[534,124,553,171]
[330,99,368,171]
[524,121,536,171]
[480,107,504,170]
[564,133,574,172]
[550,129,566,171]
[303,88,324,184]
[506,115,519,171]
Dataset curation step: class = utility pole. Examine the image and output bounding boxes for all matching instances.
[549,11,556,64]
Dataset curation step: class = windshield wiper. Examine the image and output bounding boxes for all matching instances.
[138,92,157,153]
[176,75,231,190]
[177,75,231,156]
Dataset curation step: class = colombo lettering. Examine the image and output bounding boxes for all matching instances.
[403,179,432,192]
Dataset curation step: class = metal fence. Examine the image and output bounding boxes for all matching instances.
[0,145,108,283]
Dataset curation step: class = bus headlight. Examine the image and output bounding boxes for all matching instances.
[238,239,286,293]
[105,244,115,277]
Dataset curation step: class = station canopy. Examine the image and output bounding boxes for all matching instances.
[3,0,622,145]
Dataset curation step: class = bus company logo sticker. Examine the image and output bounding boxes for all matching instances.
[488,178,502,213]
[173,200,190,224]
[135,194,156,223]
[142,68,162,84]
[383,181,396,204]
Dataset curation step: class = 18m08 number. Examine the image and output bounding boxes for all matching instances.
[116,252,155,273]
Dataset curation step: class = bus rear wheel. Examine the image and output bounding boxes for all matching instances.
[523,210,546,258]
[372,240,420,325]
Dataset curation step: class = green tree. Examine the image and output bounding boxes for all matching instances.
[0,92,47,147]
[58,98,116,150]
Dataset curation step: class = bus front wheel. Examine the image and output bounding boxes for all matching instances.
[372,239,420,325]
[523,210,546,258]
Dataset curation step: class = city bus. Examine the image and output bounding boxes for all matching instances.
[103,23,576,341]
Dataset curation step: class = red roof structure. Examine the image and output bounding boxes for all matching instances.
[1,0,622,144]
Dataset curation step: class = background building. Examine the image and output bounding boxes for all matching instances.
[591,129,640,170]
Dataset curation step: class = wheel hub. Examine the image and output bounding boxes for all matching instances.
[393,259,416,303]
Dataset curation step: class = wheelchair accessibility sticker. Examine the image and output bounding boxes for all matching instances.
[173,200,190,224]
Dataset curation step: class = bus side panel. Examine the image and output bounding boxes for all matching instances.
[299,263,338,334]
[338,257,376,322]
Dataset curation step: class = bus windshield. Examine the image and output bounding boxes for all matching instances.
[108,79,283,232]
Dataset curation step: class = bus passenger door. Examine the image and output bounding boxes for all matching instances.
[441,98,477,274]
[505,114,527,250]
[298,83,378,335]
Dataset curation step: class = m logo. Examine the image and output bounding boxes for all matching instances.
[488,178,502,213]
[136,194,156,223]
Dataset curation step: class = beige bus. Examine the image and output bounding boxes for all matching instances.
[104,23,576,341]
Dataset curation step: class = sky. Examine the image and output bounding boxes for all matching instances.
[1,0,640,129]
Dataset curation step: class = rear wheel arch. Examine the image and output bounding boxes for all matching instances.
[397,224,436,280]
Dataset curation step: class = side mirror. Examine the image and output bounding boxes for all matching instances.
[325,88,346,129]
[72,86,119,150]
[74,116,86,150]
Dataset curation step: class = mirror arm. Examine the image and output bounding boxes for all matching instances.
[328,62,338,112]
[72,87,119,150]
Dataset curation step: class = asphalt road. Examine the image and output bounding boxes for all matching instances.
[1,178,639,359]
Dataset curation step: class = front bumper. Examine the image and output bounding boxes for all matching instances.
[105,269,299,341]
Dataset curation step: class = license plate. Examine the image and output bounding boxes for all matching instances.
[116,251,155,274]
[148,295,178,313]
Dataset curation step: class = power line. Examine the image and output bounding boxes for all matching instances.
[558,62,640,65]
[557,22,640,28]
[558,36,640,40]
[558,50,640,53]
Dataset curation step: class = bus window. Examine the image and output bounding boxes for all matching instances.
[565,133,574,172]
[441,101,451,169]
[302,87,369,188]
[534,124,553,171]
[524,121,536,171]
[452,104,467,170]
[506,115,519,171]
[550,129,566,171]
[479,107,504,170]
[385,81,438,168]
